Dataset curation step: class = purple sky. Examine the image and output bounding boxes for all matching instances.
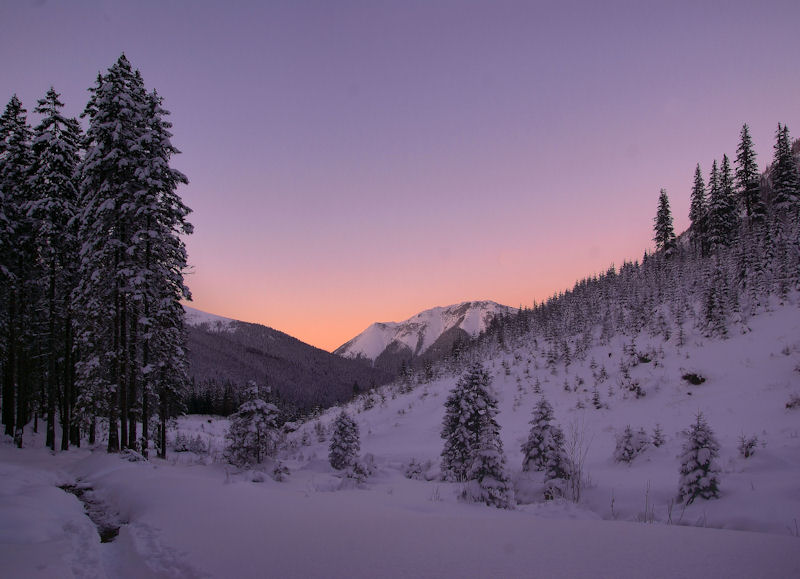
[3,0,799,351]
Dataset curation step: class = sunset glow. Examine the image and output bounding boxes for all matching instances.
[3,1,799,351]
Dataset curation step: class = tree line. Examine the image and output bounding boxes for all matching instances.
[0,54,192,457]
[477,121,800,362]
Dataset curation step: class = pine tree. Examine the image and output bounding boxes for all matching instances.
[653,189,676,256]
[29,88,82,451]
[689,164,707,255]
[521,397,556,472]
[613,424,650,463]
[0,95,35,446]
[520,396,571,499]
[771,124,800,212]
[703,260,728,338]
[440,362,499,482]
[329,411,360,470]
[735,123,764,222]
[465,428,514,508]
[707,156,738,250]
[224,398,281,466]
[74,55,191,455]
[678,412,721,504]
[134,88,192,458]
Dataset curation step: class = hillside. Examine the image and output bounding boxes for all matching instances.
[184,307,393,412]
[3,299,798,577]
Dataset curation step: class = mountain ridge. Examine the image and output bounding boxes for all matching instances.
[334,300,515,373]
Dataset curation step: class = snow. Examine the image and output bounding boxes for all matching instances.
[182,304,234,332]
[337,301,515,360]
[3,301,800,577]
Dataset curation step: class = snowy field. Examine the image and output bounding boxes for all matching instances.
[2,303,800,577]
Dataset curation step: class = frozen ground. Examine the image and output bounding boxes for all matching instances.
[1,302,800,577]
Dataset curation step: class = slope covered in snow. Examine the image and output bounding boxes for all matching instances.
[335,301,515,372]
[3,299,800,577]
[183,304,234,332]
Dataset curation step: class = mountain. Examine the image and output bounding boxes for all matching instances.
[184,306,392,413]
[334,301,515,373]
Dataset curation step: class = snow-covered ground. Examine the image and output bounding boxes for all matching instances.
[2,302,800,577]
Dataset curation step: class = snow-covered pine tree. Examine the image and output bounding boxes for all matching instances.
[735,123,764,223]
[29,87,82,450]
[465,429,514,509]
[133,88,192,458]
[74,55,191,456]
[653,188,676,256]
[224,398,281,466]
[678,412,721,504]
[440,362,498,481]
[703,260,728,338]
[541,425,571,500]
[75,55,150,452]
[689,164,707,255]
[613,424,650,463]
[329,411,360,470]
[707,155,738,251]
[0,95,35,446]
[771,124,800,214]
[521,397,556,472]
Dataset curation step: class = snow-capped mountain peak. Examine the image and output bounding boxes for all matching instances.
[334,301,515,369]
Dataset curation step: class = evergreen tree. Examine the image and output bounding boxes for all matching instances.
[678,412,721,504]
[521,396,571,499]
[771,123,800,212]
[224,398,281,466]
[707,156,737,250]
[29,87,82,451]
[0,95,35,446]
[653,188,676,256]
[440,362,498,482]
[735,123,764,222]
[521,397,556,472]
[74,55,191,455]
[613,424,649,463]
[689,164,707,255]
[703,260,728,338]
[329,411,360,470]
[464,429,514,509]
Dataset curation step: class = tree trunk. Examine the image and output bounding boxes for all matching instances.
[46,263,56,451]
[119,293,128,450]
[127,313,137,450]
[3,293,17,437]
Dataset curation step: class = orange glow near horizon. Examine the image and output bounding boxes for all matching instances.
[5,2,798,353]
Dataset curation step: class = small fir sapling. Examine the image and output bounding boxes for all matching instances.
[652,424,665,447]
[613,425,650,463]
[329,412,360,470]
[271,460,290,481]
[678,412,721,504]
[737,434,758,458]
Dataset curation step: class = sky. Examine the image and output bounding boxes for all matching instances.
[2,0,799,351]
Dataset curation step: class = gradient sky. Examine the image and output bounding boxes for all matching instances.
[3,0,799,351]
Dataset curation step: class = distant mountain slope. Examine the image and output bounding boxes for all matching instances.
[184,306,392,411]
[334,301,515,373]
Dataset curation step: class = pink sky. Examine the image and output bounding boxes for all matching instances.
[3,1,799,351]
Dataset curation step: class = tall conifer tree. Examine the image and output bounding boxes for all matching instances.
[29,87,82,450]
[0,95,35,445]
[735,123,764,222]
[653,188,676,256]
[689,164,707,255]
[772,123,799,211]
